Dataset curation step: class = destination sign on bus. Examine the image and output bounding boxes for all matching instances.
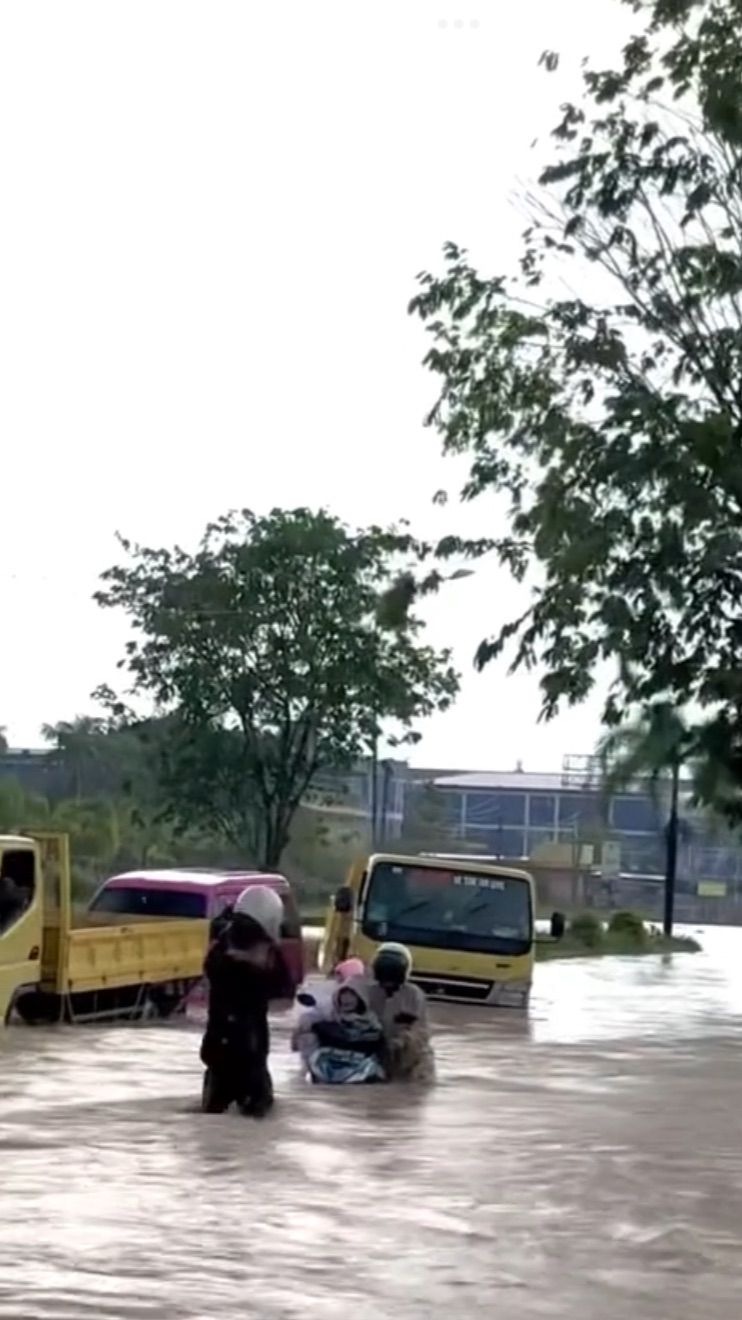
[452,874,506,891]
[389,865,508,891]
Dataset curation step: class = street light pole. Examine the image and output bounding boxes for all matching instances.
[370,734,379,850]
[664,760,680,938]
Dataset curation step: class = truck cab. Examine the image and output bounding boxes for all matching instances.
[0,828,60,1024]
[322,852,565,1008]
[1,832,211,1026]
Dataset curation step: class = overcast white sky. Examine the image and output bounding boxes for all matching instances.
[0,0,635,770]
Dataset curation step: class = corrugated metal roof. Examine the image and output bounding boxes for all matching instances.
[433,771,571,792]
[433,770,691,794]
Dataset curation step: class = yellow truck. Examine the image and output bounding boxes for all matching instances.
[321,852,564,1008]
[0,832,208,1026]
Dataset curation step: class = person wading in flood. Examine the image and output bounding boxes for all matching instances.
[366,943,436,1084]
[200,885,291,1117]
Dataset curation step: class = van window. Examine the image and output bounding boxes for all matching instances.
[211,892,238,919]
[90,886,207,919]
[280,890,302,939]
[0,849,36,936]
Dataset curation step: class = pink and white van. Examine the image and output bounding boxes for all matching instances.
[88,868,305,996]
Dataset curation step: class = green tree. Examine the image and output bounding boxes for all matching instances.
[398,782,459,854]
[51,797,121,870]
[42,716,107,800]
[0,777,29,831]
[281,805,366,907]
[93,711,183,866]
[408,0,742,798]
[94,508,459,868]
[598,702,699,933]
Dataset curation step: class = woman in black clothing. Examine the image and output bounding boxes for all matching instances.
[200,886,292,1117]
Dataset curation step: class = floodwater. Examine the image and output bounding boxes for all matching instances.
[3,929,742,1320]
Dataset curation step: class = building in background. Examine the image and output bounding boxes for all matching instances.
[0,747,66,798]
[3,744,742,891]
[413,755,742,892]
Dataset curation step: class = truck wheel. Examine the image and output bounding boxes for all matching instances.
[148,987,182,1019]
[14,990,62,1026]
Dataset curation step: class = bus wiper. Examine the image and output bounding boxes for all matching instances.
[390,899,434,921]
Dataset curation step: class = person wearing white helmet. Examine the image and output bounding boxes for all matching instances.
[208,885,285,945]
[232,885,285,941]
[200,883,291,1117]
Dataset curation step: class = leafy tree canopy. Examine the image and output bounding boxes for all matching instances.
[600,701,691,780]
[409,0,742,791]
[95,507,459,867]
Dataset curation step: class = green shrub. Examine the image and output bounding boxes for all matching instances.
[570,911,603,948]
[608,910,646,944]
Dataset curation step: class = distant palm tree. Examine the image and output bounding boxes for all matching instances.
[598,703,698,937]
[41,717,106,800]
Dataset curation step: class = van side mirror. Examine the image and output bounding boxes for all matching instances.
[550,911,566,940]
[334,885,354,914]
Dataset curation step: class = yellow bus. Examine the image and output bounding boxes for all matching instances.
[321,852,564,1008]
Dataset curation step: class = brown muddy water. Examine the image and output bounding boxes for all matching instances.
[2,928,742,1319]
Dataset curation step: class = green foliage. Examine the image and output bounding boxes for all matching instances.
[0,774,176,895]
[409,0,742,813]
[397,782,457,853]
[0,768,348,906]
[599,703,694,796]
[42,717,107,799]
[608,909,647,942]
[617,0,742,148]
[597,700,707,834]
[537,926,701,960]
[95,508,458,867]
[0,777,27,829]
[281,805,367,906]
[569,911,604,947]
[2,709,377,909]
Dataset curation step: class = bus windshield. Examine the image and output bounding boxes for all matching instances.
[362,862,532,956]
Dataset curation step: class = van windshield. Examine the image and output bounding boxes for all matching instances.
[90,887,207,919]
[362,862,532,956]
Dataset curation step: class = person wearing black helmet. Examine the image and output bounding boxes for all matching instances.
[200,885,293,1117]
[366,943,435,1084]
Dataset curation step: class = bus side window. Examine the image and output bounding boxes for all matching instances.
[0,849,36,936]
[280,892,302,939]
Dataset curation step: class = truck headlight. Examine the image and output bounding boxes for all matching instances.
[491,980,530,1006]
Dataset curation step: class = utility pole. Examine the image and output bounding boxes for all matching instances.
[664,760,680,938]
[370,736,379,849]
[378,759,392,846]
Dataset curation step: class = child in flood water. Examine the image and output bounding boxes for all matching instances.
[301,979,386,1084]
[200,886,292,1117]
[291,957,366,1067]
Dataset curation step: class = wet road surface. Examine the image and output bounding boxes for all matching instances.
[2,928,742,1319]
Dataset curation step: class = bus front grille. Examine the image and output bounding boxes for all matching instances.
[412,975,493,1002]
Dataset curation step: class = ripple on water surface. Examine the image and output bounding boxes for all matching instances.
[2,927,742,1318]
